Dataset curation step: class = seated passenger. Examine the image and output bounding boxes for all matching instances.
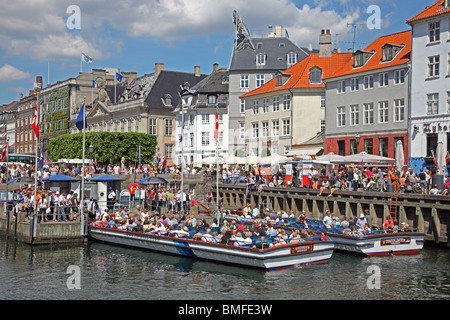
[174,226,189,238]
[202,228,214,242]
[232,232,246,247]
[192,227,203,240]
[252,236,272,249]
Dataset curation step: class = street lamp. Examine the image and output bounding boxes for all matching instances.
[179,83,195,216]
[89,144,94,173]
[355,133,360,154]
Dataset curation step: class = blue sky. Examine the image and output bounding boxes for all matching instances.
[0,0,435,106]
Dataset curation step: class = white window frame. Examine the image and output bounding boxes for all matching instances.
[240,75,249,89]
[262,98,269,113]
[429,21,440,43]
[239,123,245,140]
[256,74,265,88]
[350,78,359,91]
[256,53,266,66]
[428,55,440,78]
[273,96,280,112]
[394,99,405,122]
[252,123,259,138]
[149,118,157,135]
[287,52,297,65]
[337,106,345,127]
[201,114,209,124]
[350,105,359,126]
[337,80,346,93]
[283,94,291,110]
[427,93,439,115]
[272,120,279,137]
[394,69,405,84]
[363,75,374,89]
[378,101,389,123]
[363,103,374,125]
[320,94,326,108]
[252,100,259,115]
[201,132,210,146]
[282,119,291,136]
[261,121,269,138]
[240,99,245,114]
[379,72,389,87]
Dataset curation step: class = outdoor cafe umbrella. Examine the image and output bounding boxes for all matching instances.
[395,140,405,172]
[261,153,288,166]
[245,154,261,165]
[338,152,395,164]
[316,152,345,163]
[224,155,246,165]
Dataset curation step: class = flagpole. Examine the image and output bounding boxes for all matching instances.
[5,138,9,217]
[215,106,221,225]
[81,97,86,236]
[114,77,116,104]
[33,93,39,220]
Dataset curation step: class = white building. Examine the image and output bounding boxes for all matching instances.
[407,0,450,173]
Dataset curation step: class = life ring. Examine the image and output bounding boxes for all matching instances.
[129,183,139,194]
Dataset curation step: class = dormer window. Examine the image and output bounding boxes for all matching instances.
[275,72,290,87]
[287,52,297,66]
[256,53,266,66]
[163,94,172,106]
[382,46,393,62]
[207,95,217,105]
[309,67,322,84]
[381,44,404,62]
[354,53,364,67]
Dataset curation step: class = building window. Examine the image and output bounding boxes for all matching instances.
[240,75,249,89]
[165,144,173,159]
[309,67,322,84]
[363,103,374,125]
[273,96,280,112]
[218,132,223,145]
[379,72,389,87]
[379,101,389,123]
[447,92,450,113]
[201,132,210,146]
[149,118,157,135]
[262,98,269,113]
[283,95,291,110]
[240,99,245,113]
[364,75,374,89]
[337,106,346,127]
[287,52,297,65]
[252,123,259,138]
[338,140,345,156]
[256,74,265,88]
[272,120,279,137]
[429,21,440,43]
[379,138,389,157]
[165,119,173,136]
[427,93,439,115]
[354,53,364,67]
[394,99,405,121]
[320,94,326,108]
[337,80,346,93]
[350,105,359,126]
[320,119,325,132]
[239,123,245,140]
[208,95,217,105]
[428,55,440,78]
[201,114,209,124]
[350,140,358,155]
[394,69,405,84]
[364,138,374,154]
[261,121,269,138]
[190,133,194,147]
[350,78,359,91]
[282,119,291,136]
[382,46,393,62]
[252,100,259,114]
[427,134,438,157]
[256,53,266,66]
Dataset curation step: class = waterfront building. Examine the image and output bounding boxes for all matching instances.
[174,64,229,166]
[228,11,312,157]
[407,0,450,173]
[16,92,38,155]
[81,63,207,166]
[0,101,18,153]
[324,30,411,164]
[241,29,352,158]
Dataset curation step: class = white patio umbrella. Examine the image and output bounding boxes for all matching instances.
[261,153,288,166]
[339,152,395,164]
[245,154,261,165]
[224,155,246,165]
[395,140,405,171]
[436,141,446,175]
[316,152,345,163]
[204,157,223,165]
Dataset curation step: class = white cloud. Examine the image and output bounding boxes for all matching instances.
[0,64,31,82]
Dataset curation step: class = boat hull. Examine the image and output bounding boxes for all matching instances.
[89,227,334,271]
[328,233,425,256]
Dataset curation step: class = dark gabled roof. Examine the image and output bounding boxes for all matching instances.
[191,69,229,94]
[230,36,312,71]
[105,84,126,104]
[145,70,207,110]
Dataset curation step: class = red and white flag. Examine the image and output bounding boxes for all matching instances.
[0,144,7,162]
[214,108,219,143]
[31,102,39,139]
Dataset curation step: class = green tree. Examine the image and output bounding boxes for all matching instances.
[48,132,157,166]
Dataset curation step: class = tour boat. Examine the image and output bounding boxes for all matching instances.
[224,216,425,257]
[88,226,334,271]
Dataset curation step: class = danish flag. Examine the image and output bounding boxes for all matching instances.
[0,144,7,162]
[31,102,39,139]
[214,108,219,144]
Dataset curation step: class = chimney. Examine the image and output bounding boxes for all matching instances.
[155,62,164,76]
[213,63,219,73]
[319,29,332,57]
[194,66,201,77]
[348,48,353,53]
[274,25,283,37]
[307,43,313,51]
[336,48,341,53]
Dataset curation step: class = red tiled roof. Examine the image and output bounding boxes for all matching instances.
[407,0,450,23]
[324,30,411,80]
[241,52,353,98]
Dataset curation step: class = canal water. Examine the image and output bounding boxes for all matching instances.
[0,237,449,301]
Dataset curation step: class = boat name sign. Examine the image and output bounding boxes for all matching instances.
[290,244,314,254]
[380,238,411,246]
